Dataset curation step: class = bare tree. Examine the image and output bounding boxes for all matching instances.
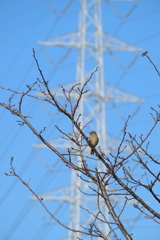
[1,50,160,240]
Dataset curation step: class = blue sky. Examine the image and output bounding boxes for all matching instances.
[1,0,160,239]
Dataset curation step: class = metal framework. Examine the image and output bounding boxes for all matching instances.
[32,0,143,239]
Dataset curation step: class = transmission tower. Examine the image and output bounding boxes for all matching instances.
[31,0,144,239]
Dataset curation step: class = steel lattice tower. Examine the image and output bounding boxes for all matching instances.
[32,0,144,239]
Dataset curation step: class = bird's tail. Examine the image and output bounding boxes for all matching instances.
[90,149,94,155]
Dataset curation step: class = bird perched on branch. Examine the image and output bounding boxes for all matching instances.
[89,131,99,155]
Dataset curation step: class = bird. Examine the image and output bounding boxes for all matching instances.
[89,131,99,155]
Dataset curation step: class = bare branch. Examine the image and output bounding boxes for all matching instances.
[5,158,99,237]
[142,51,160,77]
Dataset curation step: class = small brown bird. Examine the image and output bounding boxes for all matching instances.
[89,131,99,155]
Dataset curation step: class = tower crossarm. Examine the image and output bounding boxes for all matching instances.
[38,32,141,52]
